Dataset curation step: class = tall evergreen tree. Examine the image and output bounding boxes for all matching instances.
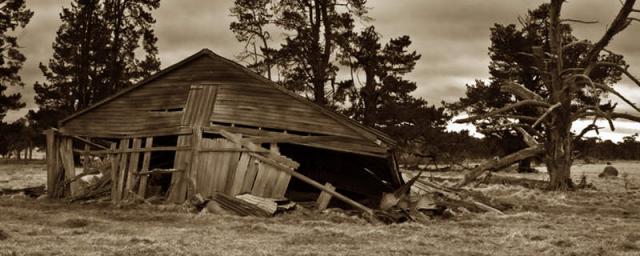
[230,0,275,80]
[33,0,160,129]
[453,1,640,189]
[34,0,109,117]
[339,26,448,148]
[102,0,160,94]
[0,0,32,121]
[449,4,625,171]
[230,0,367,106]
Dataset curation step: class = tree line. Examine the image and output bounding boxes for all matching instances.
[1,0,639,174]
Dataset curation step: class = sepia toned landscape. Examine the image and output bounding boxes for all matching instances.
[1,0,640,255]
[1,162,639,255]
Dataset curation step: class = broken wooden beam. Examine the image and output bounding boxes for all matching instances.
[219,129,374,216]
[456,145,544,188]
[316,182,335,211]
[135,168,183,176]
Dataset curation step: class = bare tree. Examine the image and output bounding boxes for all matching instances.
[456,0,640,190]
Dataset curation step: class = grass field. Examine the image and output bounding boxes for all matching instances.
[1,162,639,256]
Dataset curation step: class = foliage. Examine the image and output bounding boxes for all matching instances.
[453,0,640,189]
[574,134,640,161]
[229,0,275,79]
[337,26,448,148]
[0,118,36,157]
[32,0,160,128]
[449,4,625,159]
[230,0,367,105]
[0,0,32,121]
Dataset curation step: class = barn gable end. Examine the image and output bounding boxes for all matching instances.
[60,49,393,155]
[48,49,403,209]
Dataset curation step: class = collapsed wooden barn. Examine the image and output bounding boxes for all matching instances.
[45,49,402,212]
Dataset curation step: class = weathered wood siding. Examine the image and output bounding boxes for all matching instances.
[61,56,227,136]
[210,82,363,139]
[61,54,383,154]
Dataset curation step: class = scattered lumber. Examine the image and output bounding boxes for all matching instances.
[377,171,510,223]
[477,173,548,189]
[316,182,335,211]
[235,194,278,214]
[456,145,544,188]
[204,193,272,217]
[0,185,45,198]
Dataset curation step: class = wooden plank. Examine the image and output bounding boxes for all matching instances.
[250,161,270,197]
[214,139,235,193]
[58,137,77,197]
[124,138,142,199]
[217,130,299,169]
[316,182,335,211]
[223,138,243,194]
[228,153,251,196]
[259,165,281,197]
[270,143,291,198]
[116,139,130,203]
[202,139,218,196]
[60,126,191,139]
[241,157,259,193]
[244,135,347,144]
[272,171,292,198]
[72,135,109,150]
[167,134,192,203]
[45,129,60,198]
[72,146,191,155]
[82,144,90,174]
[188,128,202,195]
[109,143,119,203]
[138,137,153,198]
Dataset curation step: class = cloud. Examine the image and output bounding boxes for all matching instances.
[5,0,640,140]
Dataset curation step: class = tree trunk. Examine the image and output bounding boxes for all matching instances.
[361,68,377,126]
[544,113,574,190]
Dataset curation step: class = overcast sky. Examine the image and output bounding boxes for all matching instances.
[6,0,640,141]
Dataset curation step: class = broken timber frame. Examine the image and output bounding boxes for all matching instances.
[45,128,375,217]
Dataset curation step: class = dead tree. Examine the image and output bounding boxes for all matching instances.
[456,0,640,190]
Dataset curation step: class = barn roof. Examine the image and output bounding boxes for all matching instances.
[60,49,396,147]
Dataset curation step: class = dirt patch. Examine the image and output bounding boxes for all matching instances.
[59,218,91,228]
[0,229,9,240]
[1,162,639,255]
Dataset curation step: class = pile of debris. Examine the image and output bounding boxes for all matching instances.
[373,171,512,223]
[190,193,296,217]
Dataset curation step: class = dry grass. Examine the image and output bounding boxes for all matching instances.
[1,162,639,255]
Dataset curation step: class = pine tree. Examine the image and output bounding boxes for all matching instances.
[339,26,448,147]
[454,0,640,189]
[34,0,110,116]
[0,0,32,121]
[102,0,160,94]
[33,0,160,129]
[230,0,367,106]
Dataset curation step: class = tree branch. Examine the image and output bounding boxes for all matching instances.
[575,123,602,141]
[515,127,539,147]
[533,102,562,128]
[611,112,640,122]
[590,62,640,88]
[582,0,636,66]
[594,82,640,112]
[560,18,598,24]
[500,82,545,101]
[455,145,544,188]
[455,99,551,123]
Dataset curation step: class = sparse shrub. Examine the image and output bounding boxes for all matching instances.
[0,228,9,240]
[60,218,90,228]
